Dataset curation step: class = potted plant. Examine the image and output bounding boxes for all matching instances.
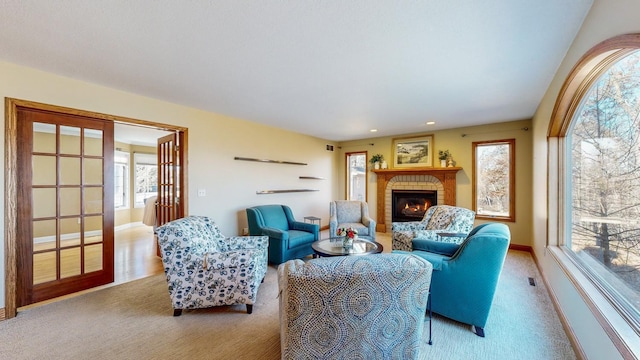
[370,154,384,169]
[438,150,450,168]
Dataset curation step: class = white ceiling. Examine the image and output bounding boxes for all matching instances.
[0,1,593,141]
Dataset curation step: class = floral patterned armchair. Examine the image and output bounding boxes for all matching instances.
[156,216,268,316]
[392,205,475,252]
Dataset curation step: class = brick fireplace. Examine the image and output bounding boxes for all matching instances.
[371,167,461,232]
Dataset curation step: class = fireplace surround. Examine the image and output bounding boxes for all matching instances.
[371,167,461,232]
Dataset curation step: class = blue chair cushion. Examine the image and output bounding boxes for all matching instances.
[287,230,316,249]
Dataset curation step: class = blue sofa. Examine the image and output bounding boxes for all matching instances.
[395,222,510,337]
[246,205,319,264]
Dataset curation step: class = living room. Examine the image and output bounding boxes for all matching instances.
[1,1,639,359]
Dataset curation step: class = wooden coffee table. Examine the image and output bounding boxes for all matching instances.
[311,237,383,257]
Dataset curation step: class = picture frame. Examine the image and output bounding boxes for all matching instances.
[392,134,433,168]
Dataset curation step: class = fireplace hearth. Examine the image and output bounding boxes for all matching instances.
[392,190,437,222]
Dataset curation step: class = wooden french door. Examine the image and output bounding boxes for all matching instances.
[157,133,184,227]
[155,133,184,256]
[16,107,114,306]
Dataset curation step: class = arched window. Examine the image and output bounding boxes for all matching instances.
[549,34,640,351]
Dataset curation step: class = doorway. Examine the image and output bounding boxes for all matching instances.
[4,98,188,318]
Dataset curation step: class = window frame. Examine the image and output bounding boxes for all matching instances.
[345,151,368,202]
[114,150,129,209]
[472,139,516,222]
[548,33,640,358]
[133,152,157,208]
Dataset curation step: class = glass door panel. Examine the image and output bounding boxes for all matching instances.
[32,188,56,218]
[33,122,56,153]
[85,215,103,244]
[84,187,103,214]
[60,247,81,279]
[84,128,103,156]
[59,188,81,216]
[33,252,57,285]
[84,158,103,184]
[60,157,81,185]
[32,155,56,185]
[59,126,81,155]
[59,218,81,247]
[33,219,57,251]
[84,244,103,273]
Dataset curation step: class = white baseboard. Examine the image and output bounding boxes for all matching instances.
[34,222,148,244]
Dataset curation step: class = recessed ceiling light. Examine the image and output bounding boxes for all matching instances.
[370,129,378,132]
[426,121,435,125]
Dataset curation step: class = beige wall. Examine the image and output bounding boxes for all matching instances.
[532,0,639,358]
[337,119,532,246]
[0,60,339,309]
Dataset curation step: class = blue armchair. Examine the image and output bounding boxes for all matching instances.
[395,223,510,337]
[246,205,319,264]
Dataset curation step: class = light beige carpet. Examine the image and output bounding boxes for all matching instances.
[0,250,575,360]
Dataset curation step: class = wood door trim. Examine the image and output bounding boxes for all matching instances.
[3,97,189,319]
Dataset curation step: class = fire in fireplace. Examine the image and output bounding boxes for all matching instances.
[392,190,437,222]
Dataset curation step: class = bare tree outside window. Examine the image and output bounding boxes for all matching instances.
[569,51,640,306]
[346,152,367,201]
[473,139,515,221]
[134,153,158,207]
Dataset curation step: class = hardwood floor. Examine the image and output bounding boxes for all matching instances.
[20,224,163,310]
[113,225,164,284]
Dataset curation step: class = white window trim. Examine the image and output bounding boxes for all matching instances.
[114,150,130,209]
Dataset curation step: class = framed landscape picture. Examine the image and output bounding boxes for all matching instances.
[392,134,433,168]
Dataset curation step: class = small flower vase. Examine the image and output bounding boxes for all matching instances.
[343,236,354,250]
[440,159,447,167]
[374,162,380,169]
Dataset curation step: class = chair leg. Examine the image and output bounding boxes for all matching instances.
[473,325,485,337]
[427,288,433,345]
[173,309,182,317]
[246,304,253,314]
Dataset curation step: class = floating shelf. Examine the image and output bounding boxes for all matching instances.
[234,156,307,166]
[256,189,319,194]
[299,176,325,180]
